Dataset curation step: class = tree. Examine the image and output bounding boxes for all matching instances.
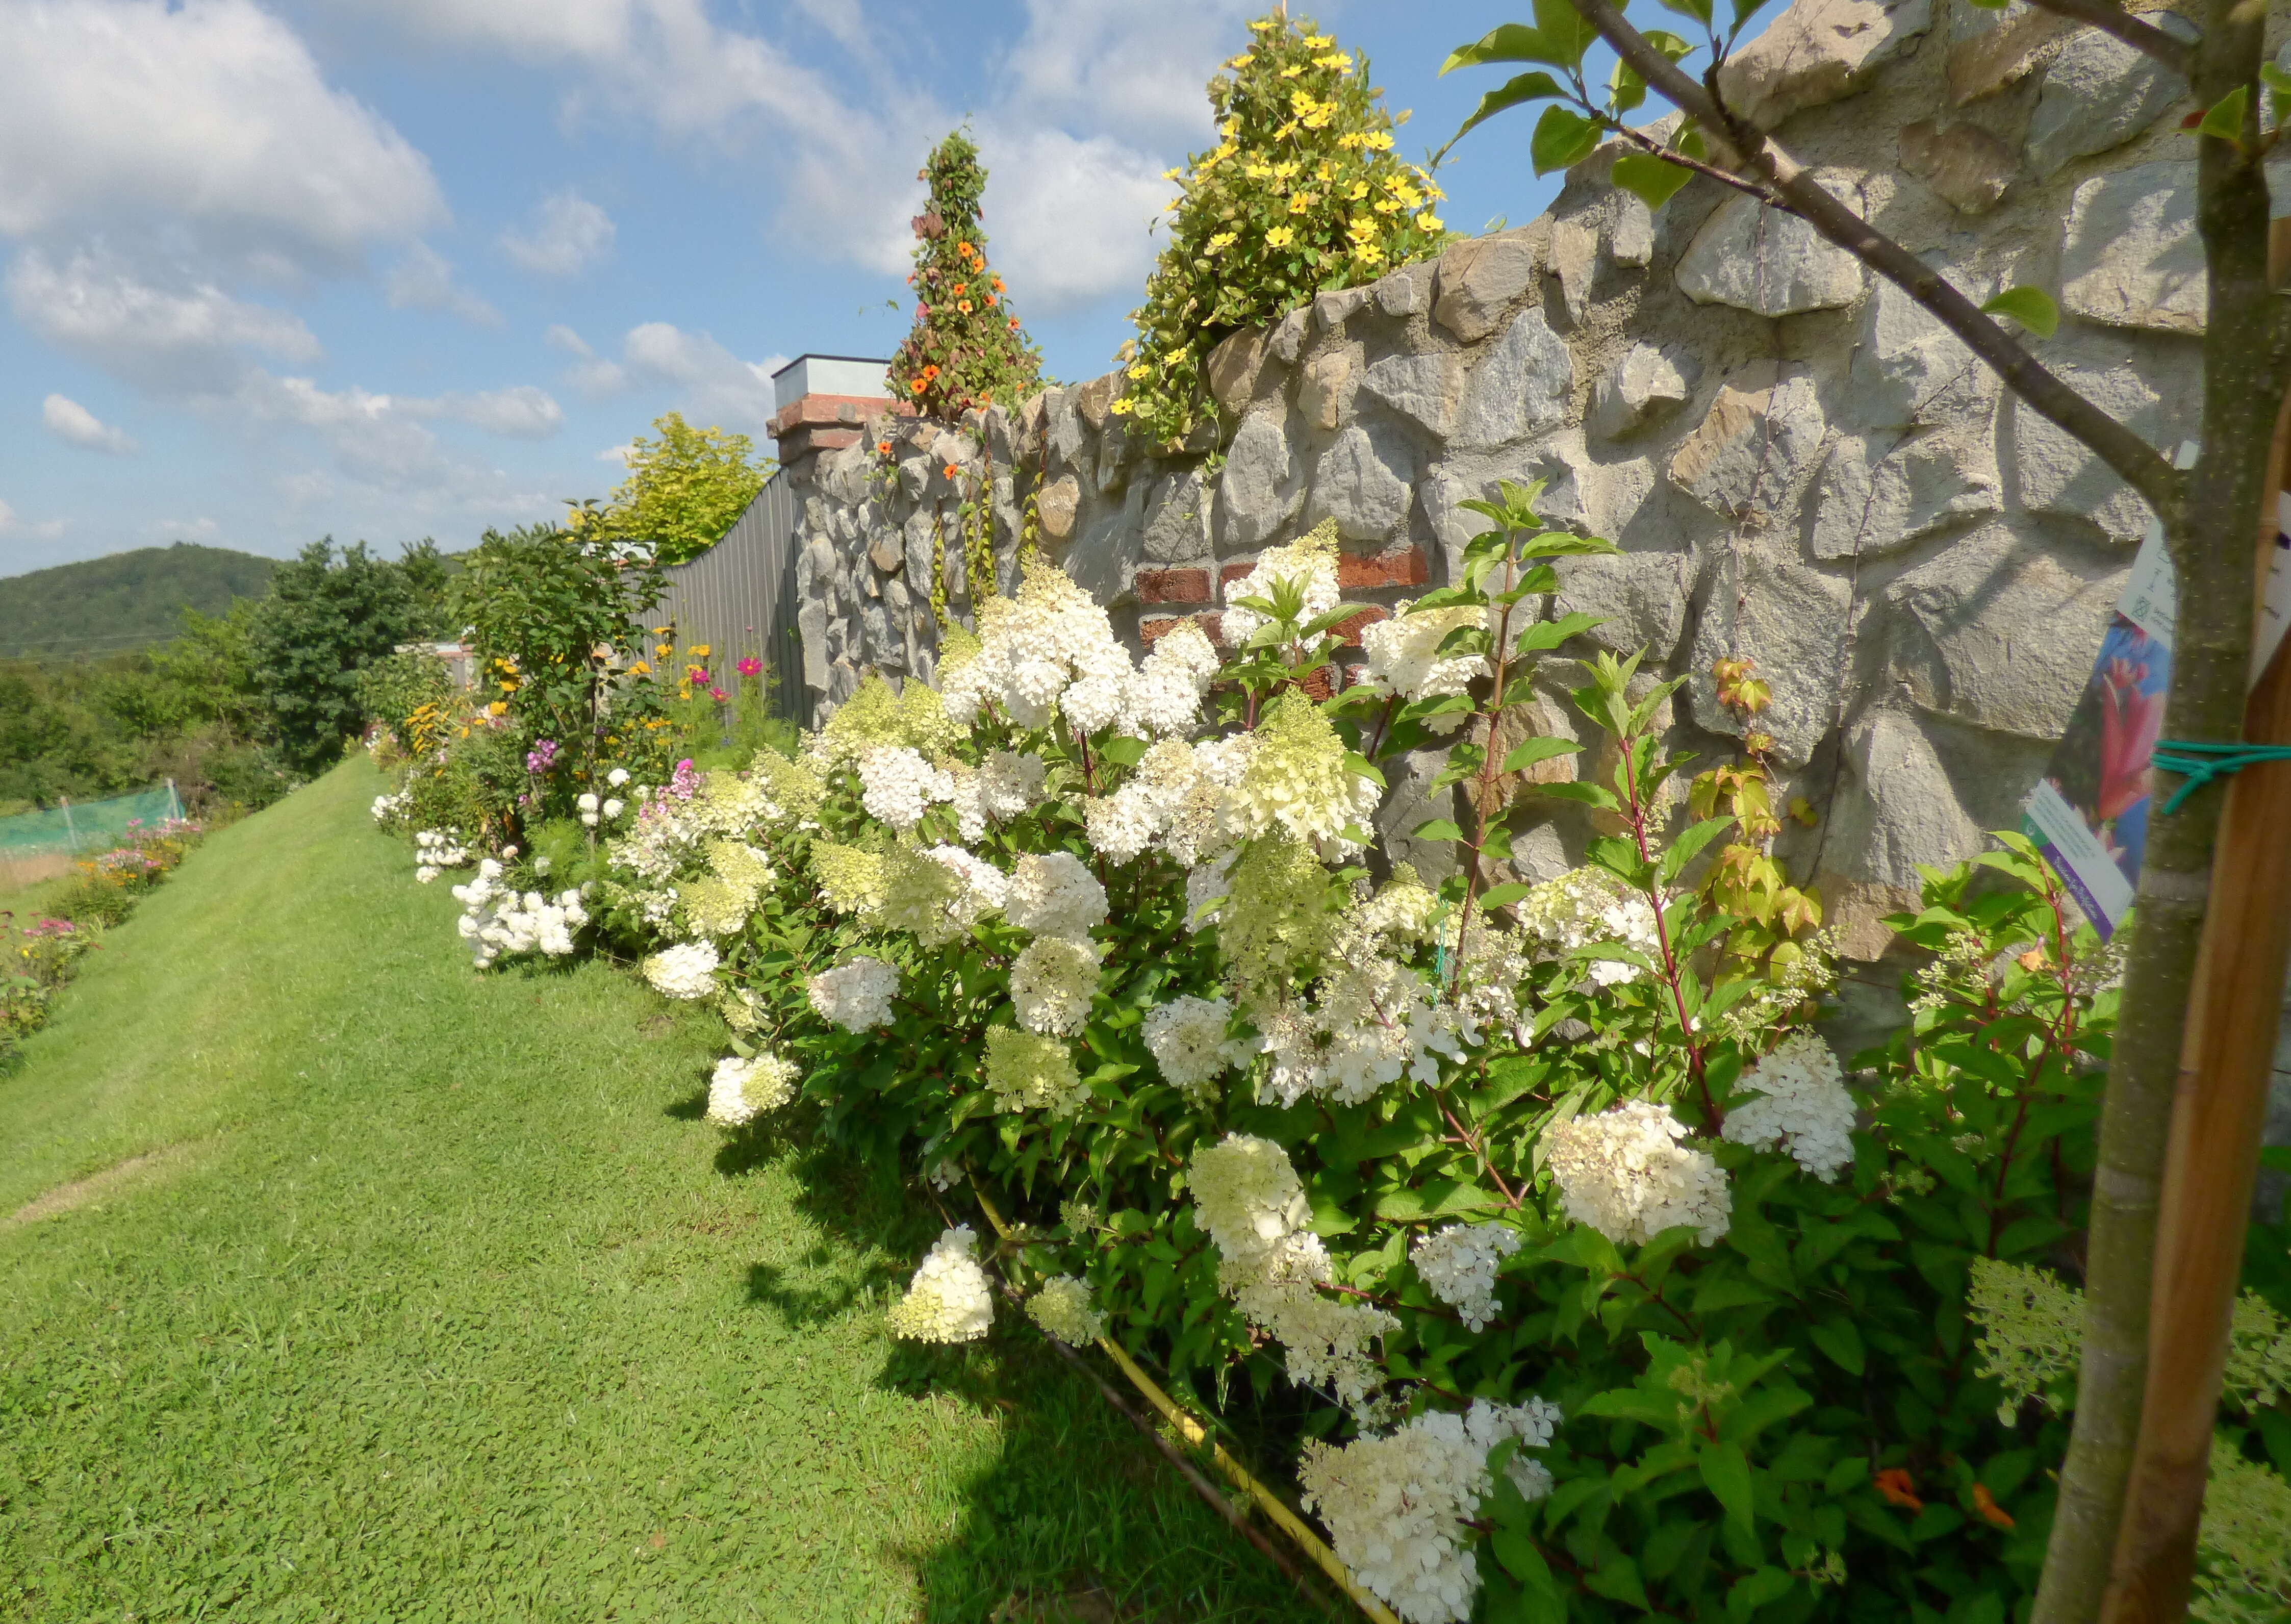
[577,412,770,567]
[1445,5,2281,1619]
[248,540,424,776]
[888,129,1046,420]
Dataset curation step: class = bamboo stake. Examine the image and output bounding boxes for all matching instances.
[965,1183,1403,1624]
[2098,219,2291,1624]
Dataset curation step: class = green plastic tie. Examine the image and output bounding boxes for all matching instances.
[2149,739,2291,815]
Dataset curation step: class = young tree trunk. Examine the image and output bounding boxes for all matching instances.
[2035,9,2283,1618]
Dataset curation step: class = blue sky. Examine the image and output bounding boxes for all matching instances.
[0,0,1562,573]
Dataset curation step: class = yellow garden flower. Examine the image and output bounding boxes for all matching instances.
[1207,231,1238,251]
[1314,53,1352,70]
[1347,180,1369,200]
[1265,224,1296,248]
[1418,212,1444,232]
[1304,32,1334,46]
[1280,63,1303,77]
[1288,192,1313,213]
[1128,362,1151,378]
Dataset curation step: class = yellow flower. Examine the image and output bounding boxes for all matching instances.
[1219,117,1240,138]
[1206,231,1238,251]
[1272,159,1300,180]
[690,643,711,656]
[1374,196,1401,214]
[1337,132,1364,150]
[1347,180,1369,200]
[1279,63,1303,78]
[1315,159,1334,181]
[488,701,507,717]
[1127,362,1150,378]
[1418,212,1444,232]
[1275,120,1299,138]
[1110,397,1135,415]
[629,660,652,675]
[1346,215,1380,243]
[1304,33,1334,47]
[1265,225,1295,248]
[1367,131,1394,151]
[1162,166,1183,181]
[1164,196,1183,212]
[1288,192,1312,213]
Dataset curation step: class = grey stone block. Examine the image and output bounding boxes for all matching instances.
[1452,307,1573,450]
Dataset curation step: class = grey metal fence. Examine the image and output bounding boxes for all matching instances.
[648,471,809,728]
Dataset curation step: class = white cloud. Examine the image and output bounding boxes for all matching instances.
[500,190,616,276]
[974,128,1173,314]
[598,441,635,464]
[0,0,444,265]
[993,0,1244,148]
[0,499,69,542]
[432,385,564,438]
[385,242,500,324]
[556,320,787,433]
[8,248,321,390]
[144,515,220,541]
[42,392,137,453]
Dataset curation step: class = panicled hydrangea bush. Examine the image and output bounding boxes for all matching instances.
[369,471,2228,1623]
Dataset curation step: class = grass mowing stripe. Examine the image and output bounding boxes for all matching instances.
[0,760,1319,1623]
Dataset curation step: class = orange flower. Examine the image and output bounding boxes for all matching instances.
[985,293,998,308]
[922,363,939,379]
[957,299,973,314]
[1874,1469,1923,1512]
[952,282,966,296]
[957,240,974,257]
[1972,1484,2015,1530]
[1007,317,1021,331]
[943,463,957,479]
[877,439,893,454]
[909,378,927,395]
[991,276,1004,292]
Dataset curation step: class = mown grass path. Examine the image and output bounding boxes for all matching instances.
[0,762,1314,1623]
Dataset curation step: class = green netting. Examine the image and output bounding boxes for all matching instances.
[0,787,181,856]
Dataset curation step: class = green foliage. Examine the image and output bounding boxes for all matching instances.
[449,525,676,824]
[888,130,1046,420]
[1113,10,1449,446]
[0,542,276,660]
[0,601,282,816]
[352,650,456,742]
[249,540,430,777]
[577,412,771,566]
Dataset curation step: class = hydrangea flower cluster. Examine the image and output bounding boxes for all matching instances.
[1543,1100,1732,1247]
[1721,1032,1857,1181]
[946,749,1049,840]
[857,745,955,833]
[451,860,590,967]
[371,788,411,825]
[886,1224,995,1343]
[1298,1398,1562,1624]
[1224,697,1380,858]
[1003,852,1107,941]
[1081,735,1255,867]
[705,1051,799,1127]
[1140,994,1255,1102]
[939,567,1206,739]
[1511,866,1664,987]
[1357,601,1489,718]
[984,1025,1088,1115]
[1009,935,1103,1035]
[1190,1134,1394,1414]
[1026,1275,1108,1347]
[1220,523,1341,647]
[413,827,472,883]
[807,956,899,1032]
[678,840,774,938]
[1410,1224,1521,1333]
[641,940,721,1000]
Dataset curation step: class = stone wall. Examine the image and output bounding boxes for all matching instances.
[785,0,2219,962]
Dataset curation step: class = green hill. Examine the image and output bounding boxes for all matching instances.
[0,543,278,660]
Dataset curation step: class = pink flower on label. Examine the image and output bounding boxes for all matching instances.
[2097,655,2162,822]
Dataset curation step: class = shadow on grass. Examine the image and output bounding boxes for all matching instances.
[682,1098,1333,1624]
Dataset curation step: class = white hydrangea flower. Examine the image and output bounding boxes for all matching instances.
[1009,935,1103,1035]
[1722,1032,1857,1182]
[1189,1134,1313,1280]
[1026,1275,1108,1347]
[1083,784,1162,864]
[641,940,721,1000]
[885,1225,995,1343]
[451,864,591,967]
[1300,1399,1562,1624]
[1411,1224,1522,1333]
[924,1157,968,1192]
[1141,994,1255,1102]
[1358,602,1489,717]
[857,745,955,833]
[705,1051,800,1127]
[413,828,472,880]
[980,749,1049,816]
[807,956,899,1031]
[1221,527,1341,646]
[1184,855,1233,931]
[606,767,631,788]
[1544,1100,1732,1247]
[1004,851,1108,941]
[1513,866,1663,986]
[927,843,1009,920]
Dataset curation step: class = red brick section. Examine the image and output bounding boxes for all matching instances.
[1141,613,1225,648]
[765,392,899,438]
[1329,604,1389,646]
[1135,567,1213,605]
[1337,543,1428,589]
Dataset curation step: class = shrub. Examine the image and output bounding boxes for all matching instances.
[378,487,2289,1623]
[1113,9,1449,446]
[249,540,430,776]
[573,413,770,567]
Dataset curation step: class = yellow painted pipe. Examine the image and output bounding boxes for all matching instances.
[965,1182,1402,1624]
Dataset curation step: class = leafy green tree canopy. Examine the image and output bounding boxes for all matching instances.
[249,540,426,775]
[577,412,771,567]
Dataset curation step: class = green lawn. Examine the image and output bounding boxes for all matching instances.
[0,760,1320,1623]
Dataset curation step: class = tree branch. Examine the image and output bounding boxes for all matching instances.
[1572,0,2185,529]
[1608,120,1782,208]
[2018,0,2193,77]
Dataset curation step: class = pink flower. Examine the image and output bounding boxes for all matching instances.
[708,686,729,702]
[736,656,762,678]
[2097,656,2163,822]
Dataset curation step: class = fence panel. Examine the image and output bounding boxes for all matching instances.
[0,785,182,861]
[647,472,809,729]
